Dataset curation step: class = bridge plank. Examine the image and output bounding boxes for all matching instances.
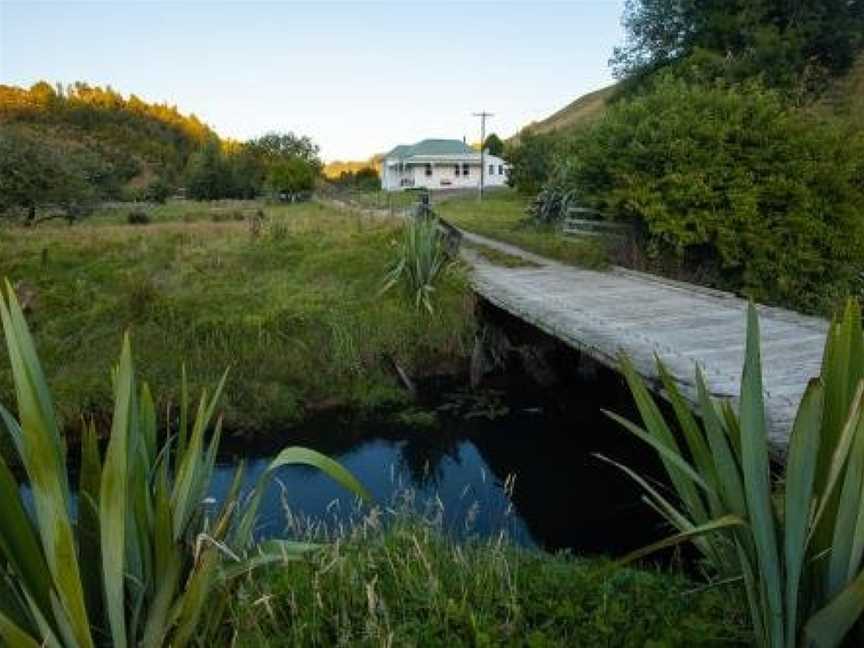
[458,228,828,456]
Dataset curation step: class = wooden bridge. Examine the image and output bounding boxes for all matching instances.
[457,228,829,455]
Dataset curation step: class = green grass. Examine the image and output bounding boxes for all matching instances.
[319,188,418,214]
[435,190,608,269]
[462,241,540,268]
[0,199,474,438]
[229,519,749,647]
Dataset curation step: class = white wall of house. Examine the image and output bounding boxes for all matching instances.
[382,155,509,191]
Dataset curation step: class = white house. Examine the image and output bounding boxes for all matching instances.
[380,139,509,192]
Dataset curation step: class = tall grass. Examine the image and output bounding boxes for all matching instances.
[0,281,369,646]
[605,301,864,647]
[0,201,475,436]
[382,215,451,313]
[229,515,746,646]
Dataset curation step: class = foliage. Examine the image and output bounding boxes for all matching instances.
[503,130,561,194]
[0,201,475,436]
[0,125,102,223]
[0,82,322,205]
[184,139,229,201]
[139,176,172,204]
[611,0,864,91]
[482,132,504,157]
[245,131,322,173]
[528,186,584,225]
[0,81,213,201]
[382,215,452,313]
[231,518,747,646]
[184,134,321,201]
[266,156,317,196]
[126,209,151,225]
[605,301,864,647]
[546,77,864,313]
[0,282,369,647]
[331,166,381,191]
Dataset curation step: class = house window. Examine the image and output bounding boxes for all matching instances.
[462,163,470,176]
[488,164,494,175]
[499,165,504,175]
[454,164,460,176]
[425,163,432,177]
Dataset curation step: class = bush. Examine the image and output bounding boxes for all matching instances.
[547,77,864,313]
[504,130,561,194]
[381,216,451,313]
[141,176,172,203]
[609,301,864,647]
[127,209,151,225]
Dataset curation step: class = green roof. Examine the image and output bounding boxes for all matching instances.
[385,139,475,159]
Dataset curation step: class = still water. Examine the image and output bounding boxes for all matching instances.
[213,371,668,557]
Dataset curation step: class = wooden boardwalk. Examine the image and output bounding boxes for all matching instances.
[459,229,829,454]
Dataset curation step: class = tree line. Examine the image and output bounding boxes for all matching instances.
[0,82,324,223]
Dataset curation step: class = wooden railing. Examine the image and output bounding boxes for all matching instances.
[560,207,632,239]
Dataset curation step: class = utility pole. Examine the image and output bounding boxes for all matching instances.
[473,111,493,200]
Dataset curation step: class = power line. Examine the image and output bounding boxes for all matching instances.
[473,111,493,200]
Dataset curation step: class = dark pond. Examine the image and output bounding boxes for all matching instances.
[214,363,669,557]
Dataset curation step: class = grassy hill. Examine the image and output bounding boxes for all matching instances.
[519,50,864,140]
[517,84,616,137]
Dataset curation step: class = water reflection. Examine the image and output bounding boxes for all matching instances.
[213,368,669,557]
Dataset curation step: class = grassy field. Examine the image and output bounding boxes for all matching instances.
[230,519,748,647]
[435,190,608,268]
[0,199,474,438]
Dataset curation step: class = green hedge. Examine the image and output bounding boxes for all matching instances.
[548,77,864,313]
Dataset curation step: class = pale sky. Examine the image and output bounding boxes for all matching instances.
[0,0,626,161]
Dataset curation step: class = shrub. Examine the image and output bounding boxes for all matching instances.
[381,215,451,313]
[0,282,369,647]
[504,130,561,194]
[127,209,151,225]
[606,301,864,647]
[141,176,172,203]
[547,77,864,313]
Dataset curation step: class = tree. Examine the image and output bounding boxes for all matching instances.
[353,167,380,191]
[610,0,864,89]
[246,132,322,172]
[185,138,230,200]
[0,126,97,224]
[483,133,505,157]
[504,131,560,194]
[266,157,316,197]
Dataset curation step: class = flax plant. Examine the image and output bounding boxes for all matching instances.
[381,215,450,313]
[603,301,864,647]
[0,281,370,647]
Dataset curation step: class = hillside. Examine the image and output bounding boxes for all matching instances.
[0,82,214,199]
[518,84,616,137]
[323,157,380,179]
[520,50,864,140]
